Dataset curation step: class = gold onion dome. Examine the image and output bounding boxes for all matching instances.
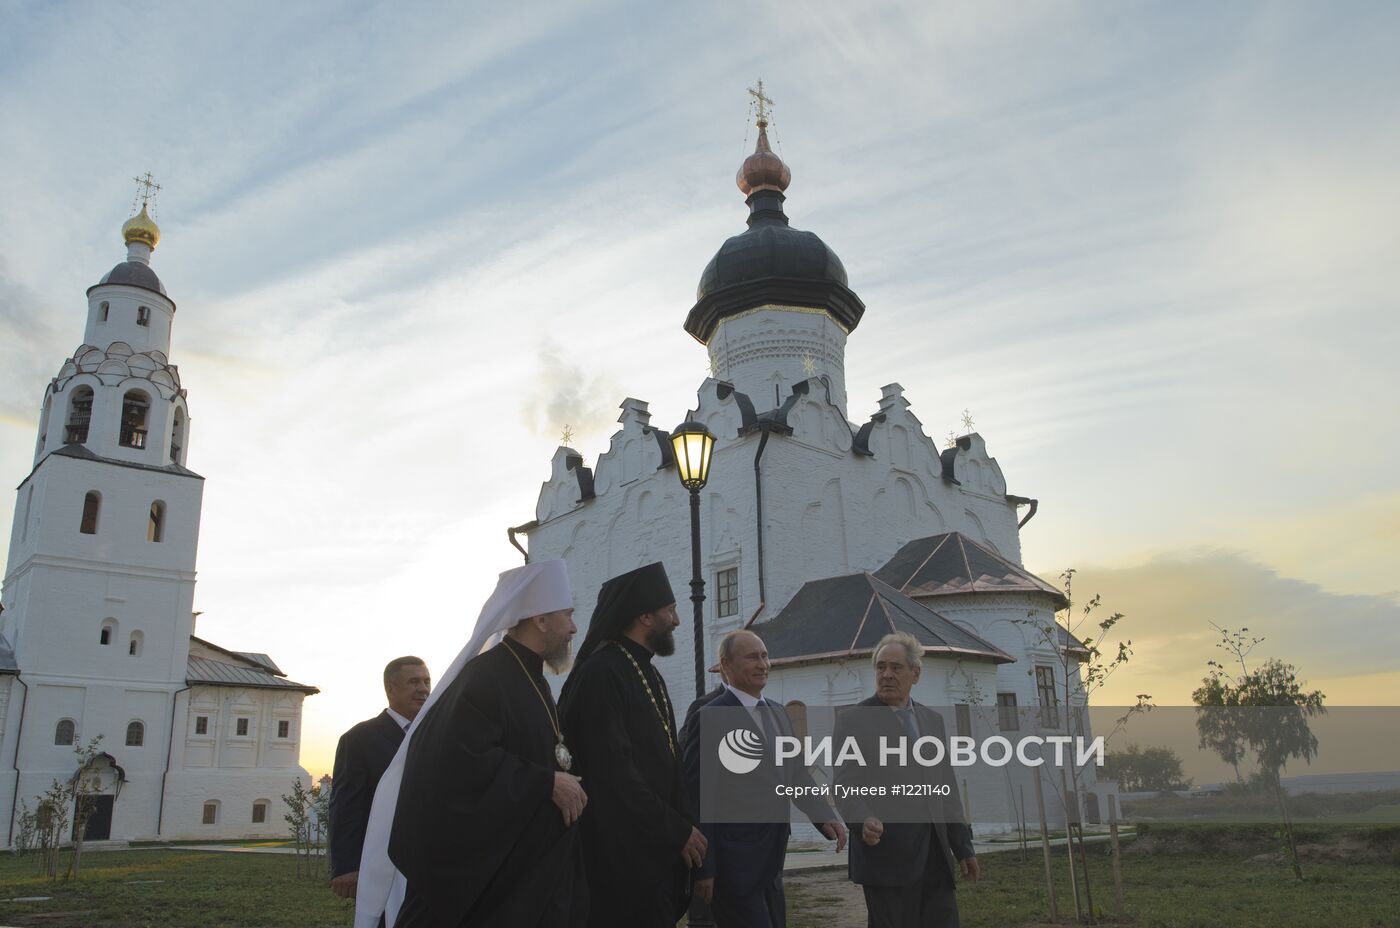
[736,121,791,195]
[122,204,160,250]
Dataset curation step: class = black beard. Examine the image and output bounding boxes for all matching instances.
[647,626,676,657]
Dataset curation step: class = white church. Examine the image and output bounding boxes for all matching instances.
[0,196,317,846]
[520,112,1112,830]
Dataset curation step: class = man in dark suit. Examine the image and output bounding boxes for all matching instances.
[329,656,431,900]
[682,630,847,928]
[834,632,979,928]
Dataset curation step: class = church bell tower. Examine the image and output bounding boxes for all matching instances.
[1,178,204,841]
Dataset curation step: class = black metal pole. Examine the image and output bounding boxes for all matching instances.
[689,486,706,699]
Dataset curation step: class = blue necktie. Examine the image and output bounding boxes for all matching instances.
[756,698,779,744]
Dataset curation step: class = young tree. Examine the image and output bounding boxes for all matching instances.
[1192,625,1325,880]
[66,736,106,880]
[282,777,313,878]
[1018,568,1152,924]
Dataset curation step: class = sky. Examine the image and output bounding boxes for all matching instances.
[1,1,1396,777]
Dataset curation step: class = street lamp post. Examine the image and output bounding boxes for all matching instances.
[670,420,717,700]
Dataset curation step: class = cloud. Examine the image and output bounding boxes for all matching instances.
[524,339,624,443]
[1046,550,1400,706]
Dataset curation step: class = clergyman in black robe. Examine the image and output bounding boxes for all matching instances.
[559,561,708,928]
[389,586,588,927]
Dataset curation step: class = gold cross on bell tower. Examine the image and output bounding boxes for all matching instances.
[748,79,774,126]
[131,172,162,217]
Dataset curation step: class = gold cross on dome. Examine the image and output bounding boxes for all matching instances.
[748,79,773,125]
[131,172,162,213]
[801,353,816,377]
[961,409,975,433]
[560,425,575,446]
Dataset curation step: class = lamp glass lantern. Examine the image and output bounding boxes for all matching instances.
[670,421,716,491]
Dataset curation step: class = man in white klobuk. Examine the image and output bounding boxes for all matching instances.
[355,559,585,928]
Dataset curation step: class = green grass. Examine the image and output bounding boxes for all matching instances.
[3,829,1398,928]
[788,827,1400,928]
[0,850,351,927]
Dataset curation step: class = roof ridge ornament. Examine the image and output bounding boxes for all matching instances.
[738,80,791,197]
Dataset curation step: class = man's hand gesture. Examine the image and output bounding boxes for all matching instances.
[552,772,587,826]
[820,820,848,852]
[681,826,708,868]
[861,817,883,847]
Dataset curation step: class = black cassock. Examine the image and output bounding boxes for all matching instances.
[560,637,693,927]
[389,639,586,928]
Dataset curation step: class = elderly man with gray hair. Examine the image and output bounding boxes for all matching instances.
[833,631,979,928]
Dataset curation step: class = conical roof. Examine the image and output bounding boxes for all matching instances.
[752,572,1013,667]
[873,532,1068,608]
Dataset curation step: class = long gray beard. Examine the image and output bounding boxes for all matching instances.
[544,640,574,676]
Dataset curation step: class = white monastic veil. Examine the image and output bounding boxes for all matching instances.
[353,559,573,928]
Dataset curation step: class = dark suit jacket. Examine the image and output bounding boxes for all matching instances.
[329,709,405,877]
[834,695,975,888]
[681,688,834,896]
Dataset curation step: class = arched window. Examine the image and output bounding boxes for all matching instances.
[170,408,186,464]
[251,800,269,824]
[65,386,94,444]
[54,719,76,746]
[202,801,219,825]
[100,301,110,323]
[136,306,150,327]
[128,630,143,656]
[120,390,150,449]
[125,720,145,747]
[80,491,101,534]
[147,501,165,542]
[100,618,117,646]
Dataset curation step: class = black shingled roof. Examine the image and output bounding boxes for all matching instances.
[873,532,1068,609]
[752,572,1013,667]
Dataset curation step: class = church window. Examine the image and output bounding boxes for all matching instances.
[100,619,117,645]
[120,391,150,449]
[81,491,101,534]
[147,501,166,542]
[202,801,219,825]
[195,715,209,735]
[137,306,150,327]
[128,631,143,656]
[66,387,94,444]
[54,719,76,745]
[955,703,972,739]
[997,693,1019,732]
[715,567,739,618]
[170,408,186,464]
[100,302,109,323]
[1036,665,1059,728]
[251,801,269,824]
[277,720,290,738]
[236,717,249,736]
[21,486,33,543]
[125,720,145,747]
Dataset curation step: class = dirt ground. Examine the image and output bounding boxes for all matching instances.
[784,867,869,927]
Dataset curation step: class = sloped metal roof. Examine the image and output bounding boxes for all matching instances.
[233,651,283,675]
[752,572,1014,667]
[187,656,318,694]
[874,532,1068,608]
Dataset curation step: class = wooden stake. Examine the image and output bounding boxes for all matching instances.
[1109,800,1125,918]
[1060,766,1083,923]
[1032,768,1058,921]
[1019,784,1029,863]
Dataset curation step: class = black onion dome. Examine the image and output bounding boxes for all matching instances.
[91,260,167,298]
[684,128,863,345]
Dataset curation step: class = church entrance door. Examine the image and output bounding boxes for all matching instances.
[78,795,115,841]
